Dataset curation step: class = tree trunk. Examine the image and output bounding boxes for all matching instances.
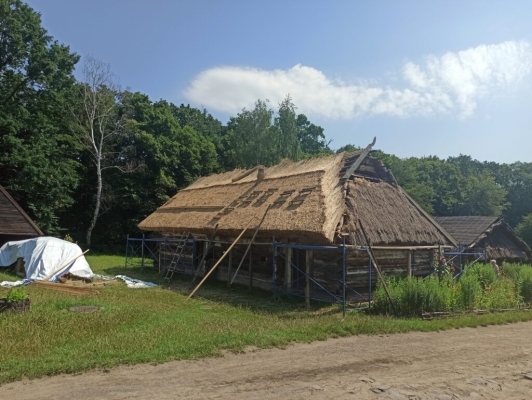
[86,159,102,246]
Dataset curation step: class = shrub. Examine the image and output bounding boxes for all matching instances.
[6,287,28,303]
[458,274,480,310]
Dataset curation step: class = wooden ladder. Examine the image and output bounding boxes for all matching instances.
[164,232,190,282]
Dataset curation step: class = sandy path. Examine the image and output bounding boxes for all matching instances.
[2,321,532,400]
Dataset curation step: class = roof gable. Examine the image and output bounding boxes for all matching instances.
[0,185,43,237]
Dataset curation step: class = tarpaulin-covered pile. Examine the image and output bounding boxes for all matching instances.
[0,237,93,280]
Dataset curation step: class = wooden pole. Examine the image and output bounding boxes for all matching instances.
[187,220,253,300]
[248,247,252,292]
[407,250,412,278]
[41,250,90,282]
[305,249,313,309]
[284,247,292,290]
[230,206,271,285]
[227,249,232,286]
[191,224,218,285]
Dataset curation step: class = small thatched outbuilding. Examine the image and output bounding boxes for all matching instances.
[139,149,456,299]
[0,185,43,247]
[434,216,532,262]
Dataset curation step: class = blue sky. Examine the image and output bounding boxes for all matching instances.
[28,0,532,163]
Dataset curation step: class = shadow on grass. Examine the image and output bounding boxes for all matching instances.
[101,265,338,316]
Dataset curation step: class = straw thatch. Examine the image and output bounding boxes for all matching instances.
[345,178,455,246]
[434,216,532,261]
[139,154,346,243]
[139,152,456,246]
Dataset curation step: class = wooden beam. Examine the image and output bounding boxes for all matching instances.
[190,224,218,285]
[284,247,292,290]
[187,220,253,300]
[227,249,232,286]
[305,249,313,309]
[345,245,454,250]
[342,137,376,179]
[248,247,252,292]
[407,250,412,278]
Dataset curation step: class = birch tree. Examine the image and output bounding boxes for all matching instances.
[73,56,133,246]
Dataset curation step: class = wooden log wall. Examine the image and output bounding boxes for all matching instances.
[156,232,436,300]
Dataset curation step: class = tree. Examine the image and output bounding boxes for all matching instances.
[0,0,81,233]
[297,114,331,156]
[459,171,508,216]
[275,95,299,160]
[228,100,277,168]
[72,56,135,246]
[515,213,532,248]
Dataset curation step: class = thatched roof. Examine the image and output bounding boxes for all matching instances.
[139,152,455,246]
[0,185,43,238]
[347,179,455,246]
[434,216,532,261]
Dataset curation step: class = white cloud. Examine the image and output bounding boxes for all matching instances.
[184,40,532,119]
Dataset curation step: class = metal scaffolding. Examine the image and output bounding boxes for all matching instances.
[436,243,488,279]
[272,238,372,316]
[125,234,198,275]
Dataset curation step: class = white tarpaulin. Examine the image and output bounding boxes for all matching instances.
[0,237,93,280]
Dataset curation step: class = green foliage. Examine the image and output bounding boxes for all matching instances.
[463,263,496,290]
[6,287,28,303]
[0,0,81,234]
[503,263,532,303]
[373,263,527,317]
[515,213,532,248]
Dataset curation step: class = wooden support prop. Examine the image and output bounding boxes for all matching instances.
[342,137,376,179]
[358,220,397,312]
[41,250,90,282]
[229,206,271,285]
[187,219,254,300]
[191,224,219,285]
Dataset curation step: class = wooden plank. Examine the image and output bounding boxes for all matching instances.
[342,137,376,179]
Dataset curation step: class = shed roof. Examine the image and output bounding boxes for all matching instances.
[433,216,499,245]
[0,185,43,237]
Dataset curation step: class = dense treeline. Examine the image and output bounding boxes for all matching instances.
[2,0,532,250]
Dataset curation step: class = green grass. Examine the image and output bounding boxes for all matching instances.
[1,255,532,385]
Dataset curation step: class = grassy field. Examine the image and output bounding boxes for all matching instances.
[1,255,532,385]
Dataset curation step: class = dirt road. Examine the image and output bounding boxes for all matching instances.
[2,321,532,399]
